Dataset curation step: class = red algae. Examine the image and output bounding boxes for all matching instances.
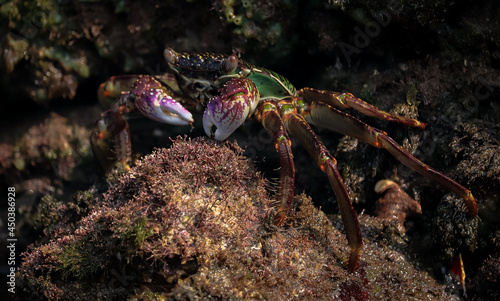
[18,137,456,300]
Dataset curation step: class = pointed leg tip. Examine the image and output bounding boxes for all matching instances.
[274,212,287,227]
[347,247,361,272]
[466,193,478,216]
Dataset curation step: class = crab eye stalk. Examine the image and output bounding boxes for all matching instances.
[226,54,239,73]
[164,48,178,65]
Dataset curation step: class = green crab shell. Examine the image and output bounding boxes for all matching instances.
[239,64,298,100]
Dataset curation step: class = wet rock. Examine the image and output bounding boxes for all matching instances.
[18,137,454,300]
[374,179,422,230]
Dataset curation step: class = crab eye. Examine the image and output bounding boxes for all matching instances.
[226,54,238,73]
[164,48,177,65]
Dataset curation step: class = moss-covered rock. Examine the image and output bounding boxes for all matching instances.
[19,137,458,300]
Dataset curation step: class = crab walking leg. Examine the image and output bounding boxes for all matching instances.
[98,75,141,107]
[91,108,133,170]
[113,126,132,167]
[91,112,116,169]
[283,109,362,271]
[301,88,426,129]
[305,101,478,216]
[256,102,296,226]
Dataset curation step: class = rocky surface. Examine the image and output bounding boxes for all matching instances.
[17,137,457,300]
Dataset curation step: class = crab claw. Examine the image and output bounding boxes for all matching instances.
[203,78,259,141]
[132,76,193,125]
[136,88,194,125]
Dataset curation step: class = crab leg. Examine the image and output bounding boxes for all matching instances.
[304,101,478,216]
[282,106,362,272]
[91,102,133,170]
[98,75,140,108]
[93,76,195,171]
[98,74,181,108]
[255,102,296,226]
[301,88,426,129]
[109,108,133,165]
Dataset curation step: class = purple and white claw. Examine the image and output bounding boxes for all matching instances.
[133,77,193,126]
[203,78,259,141]
[135,88,193,125]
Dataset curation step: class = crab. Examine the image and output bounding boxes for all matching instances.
[92,48,478,272]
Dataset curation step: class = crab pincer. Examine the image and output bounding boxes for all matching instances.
[203,78,259,141]
[132,76,194,125]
